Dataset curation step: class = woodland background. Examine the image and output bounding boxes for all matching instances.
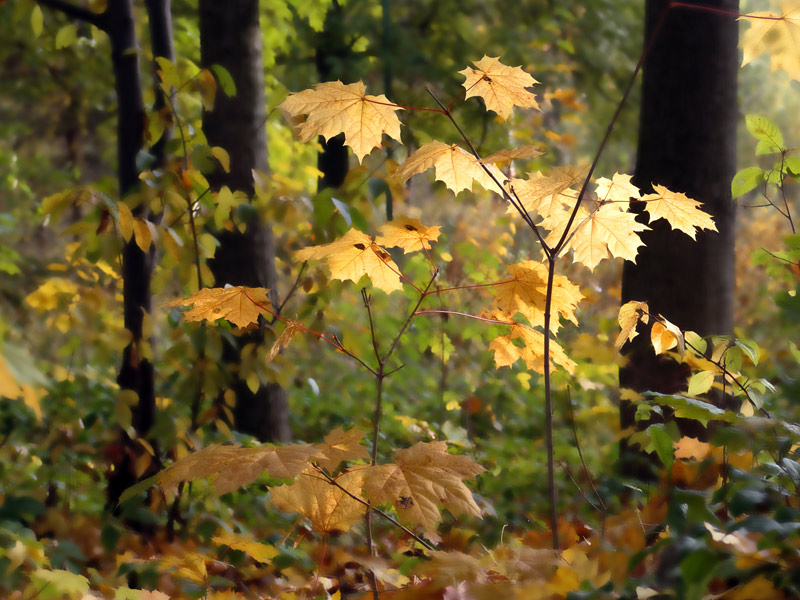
[1,0,799,598]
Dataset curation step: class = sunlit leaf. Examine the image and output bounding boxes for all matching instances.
[459,56,540,119]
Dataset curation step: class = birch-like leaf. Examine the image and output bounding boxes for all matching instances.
[279,80,403,162]
[295,228,403,294]
[615,300,649,351]
[459,56,540,119]
[166,286,272,328]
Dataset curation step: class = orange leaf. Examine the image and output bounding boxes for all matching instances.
[270,469,366,535]
[396,141,504,194]
[375,215,442,253]
[279,81,403,162]
[295,228,403,294]
[316,426,370,472]
[459,56,540,119]
[166,286,272,328]
[363,441,485,536]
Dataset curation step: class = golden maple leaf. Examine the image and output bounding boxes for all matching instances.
[212,531,279,564]
[506,165,588,218]
[740,1,800,81]
[374,215,442,253]
[295,228,403,294]
[641,184,718,240]
[543,202,650,271]
[362,441,485,536]
[316,426,370,472]
[270,469,366,536]
[395,141,504,194]
[594,172,640,204]
[489,260,583,333]
[458,56,540,119]
[166,286,272,328]
[482,145,544,164]
[151,443,322,497]
[279,80,403,162]
[615,300,649,351]
[488,321,576,374]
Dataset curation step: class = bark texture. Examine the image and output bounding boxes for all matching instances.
[199,0,290,442]
[620,0,738,475]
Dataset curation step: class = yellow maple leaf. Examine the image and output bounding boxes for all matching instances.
[674,436,711,461]
[295,228,403,294]
[458,56,540,119]
[543,202,650,271]
[279,80,403,162]
[151,442,321,497]
[316,426,370,472]
[270,469,366,535]
[488,322,576,374]
[395,141,504,194]
[482,145,544,163]
[374,215,442,253]
[506,165,588,217]
[740,1,800,81]
[615,300,649,351]
[594,172,640,204]
[490,260,582,333]
[641,184,717,240]
[362,441,485,536]
[166,286,272,328]
[158,552,207,584]
[212,531,279,564]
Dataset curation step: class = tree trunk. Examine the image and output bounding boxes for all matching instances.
[199,0,290,443]
[619,0,738,476]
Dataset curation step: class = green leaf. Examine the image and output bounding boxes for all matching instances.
[55,24,77,49]
[746,114,784,154]
[155,56,180,89]
[649,394,737,427]
[648,424,674,470]
[734,339,760,365]
[785,156,800,176]
[687,371,715,397]
[31,5,43,38]
[731,166,763,198]
[31,568,89,599]
[723,346,742,373]
[685,330,707,356]
[212,64,237,97]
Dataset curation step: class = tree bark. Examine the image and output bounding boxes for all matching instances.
[619,0,738,475]
[199,0,290,443]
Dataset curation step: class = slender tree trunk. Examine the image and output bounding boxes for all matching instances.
[619,0,738,475]
[199,0,290,443]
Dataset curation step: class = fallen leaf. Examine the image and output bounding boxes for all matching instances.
[212,531,279,563]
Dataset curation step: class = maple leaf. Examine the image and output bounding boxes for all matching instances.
[270,469,366,535]
[212,531,279,563]
[295,228,403,294]
[615,300,649,351]
[166,286,272,328]
[362,441,485,536]
[641,184,717,240]
[316,426,370,472]
[488,322,576,374]
[395,141,505,194]
[489,260,583,333]
[740,1,800,81]
[543,202,650,271]
[594,172,640,203]
[482,145,544,163]
[375,215,442,253]
[459,56,540,119]
[142,442,321,498]
[279,80,403,162]
[507,165,588,218]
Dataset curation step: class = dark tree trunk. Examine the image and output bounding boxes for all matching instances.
[619,0,738,475]
[199,0,290,443]
[315,3,351,190]
[144,0,174,165]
